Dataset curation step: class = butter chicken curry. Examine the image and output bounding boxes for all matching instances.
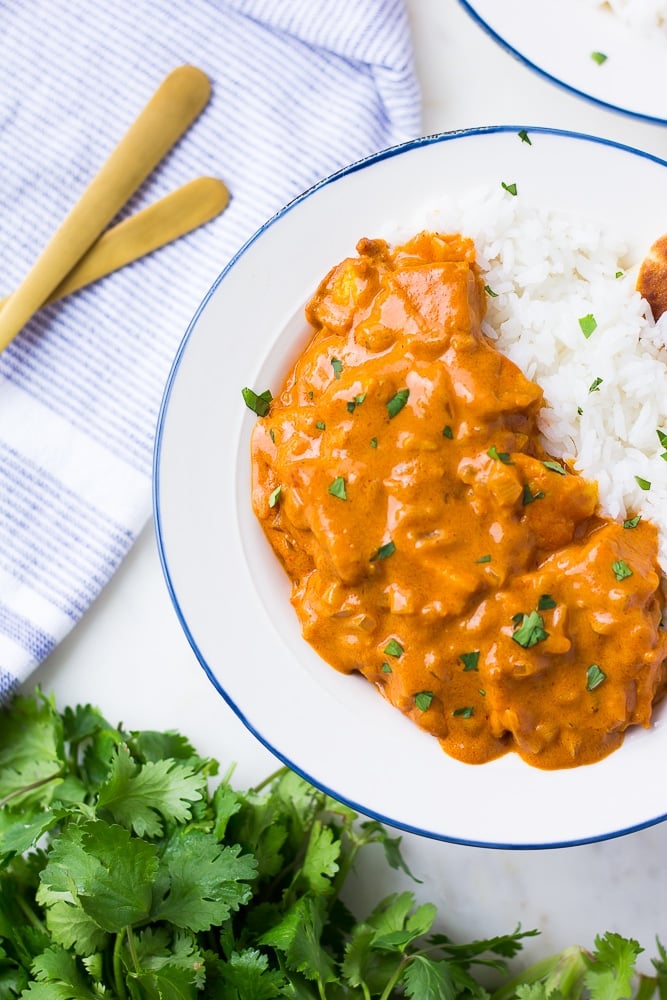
[249,232,667,769]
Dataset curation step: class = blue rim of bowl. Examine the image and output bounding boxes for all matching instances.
[153,124,667,851]
[458,0,667,127]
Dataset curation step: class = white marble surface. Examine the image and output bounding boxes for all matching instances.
[32,0,667,974]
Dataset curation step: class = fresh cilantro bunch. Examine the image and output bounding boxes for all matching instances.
[0,690,664,1000]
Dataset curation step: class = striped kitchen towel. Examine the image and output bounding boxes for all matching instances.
[0,0,421,701]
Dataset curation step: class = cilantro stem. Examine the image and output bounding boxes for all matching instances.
[251,764,289,794]
[15,894,46,933]
[636,973,660,1000]
[0,767,64,808]
[113,932,129,1000]
[491,946,587,1000]
[378,954,410,1000]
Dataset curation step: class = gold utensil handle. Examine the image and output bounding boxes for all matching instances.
[14,177,228,308]
[0,65,210,351]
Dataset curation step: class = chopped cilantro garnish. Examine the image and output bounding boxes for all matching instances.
[370,540,396,561]
[578,314,597,339]
[460,651,480,672]
[588,377,603,393]
[537,594,556,610]
[453,706,474,718]
[415,691,434,711]
[612,560,633,581]
[241,386,273,416]
[328,476,347,500]
[316,420,326,430]
[512,610,549,648]
[591,50,608,64]
[268,485,282,508]
[331,357,343,379]
[623,515,641,529]
[522,484,545,505]
[635,476,651,491]
[476,554,492,563]
[543,460,566,475]
[387,388,409,418]
[269,427,276,443]
[577,406,583,416]
[615,270,624,278]
[518,129,531,144]
[484,284,498,297]
[658,429,667,448]
[347,392,366,413]
[370,437,378,448]
[487,444,513,464]
[502,181,518,196]
[381,662,392,673]
[443,424,454,439]
[586,664,607,691]
[384,639,404,657]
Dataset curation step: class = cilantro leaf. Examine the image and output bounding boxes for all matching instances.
[387,388,409,418]
[512,611,549,648]
[579,314,597,338]
[260,895,338,986]
[537,594,557,611]
[0,691,64,809]
[22,945,99,999]
[403,954,465,1000]
[488,444,513,464]
[0,807,64,860]
[371,540,396,561]
[583,932,643,1000]
[299,820,340,893]
[152,829,255,932]
[327,476,347,501]
[242,386,272,417]
[612,560,633,581]
[460,651,480,672]
[44,901,108,958]
[522,484,545,505]
[76,822,158,932]
[586,665,607,692]
[216,947,290,999]
[96,746,205,837]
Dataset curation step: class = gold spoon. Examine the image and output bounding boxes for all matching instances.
[0,64,211,351]
[0,177,230,312]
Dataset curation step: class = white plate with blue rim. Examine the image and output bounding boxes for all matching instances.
[154,126,667,849]
[459,0,667,125]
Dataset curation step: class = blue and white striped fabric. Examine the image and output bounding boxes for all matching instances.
[0,0,421,702]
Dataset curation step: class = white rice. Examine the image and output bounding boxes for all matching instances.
[583,0,667,37]
[388,185,667,573]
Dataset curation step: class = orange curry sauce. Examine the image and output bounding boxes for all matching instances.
[250,232,667,769]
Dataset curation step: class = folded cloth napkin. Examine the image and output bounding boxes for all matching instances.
[0,0,421,701]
